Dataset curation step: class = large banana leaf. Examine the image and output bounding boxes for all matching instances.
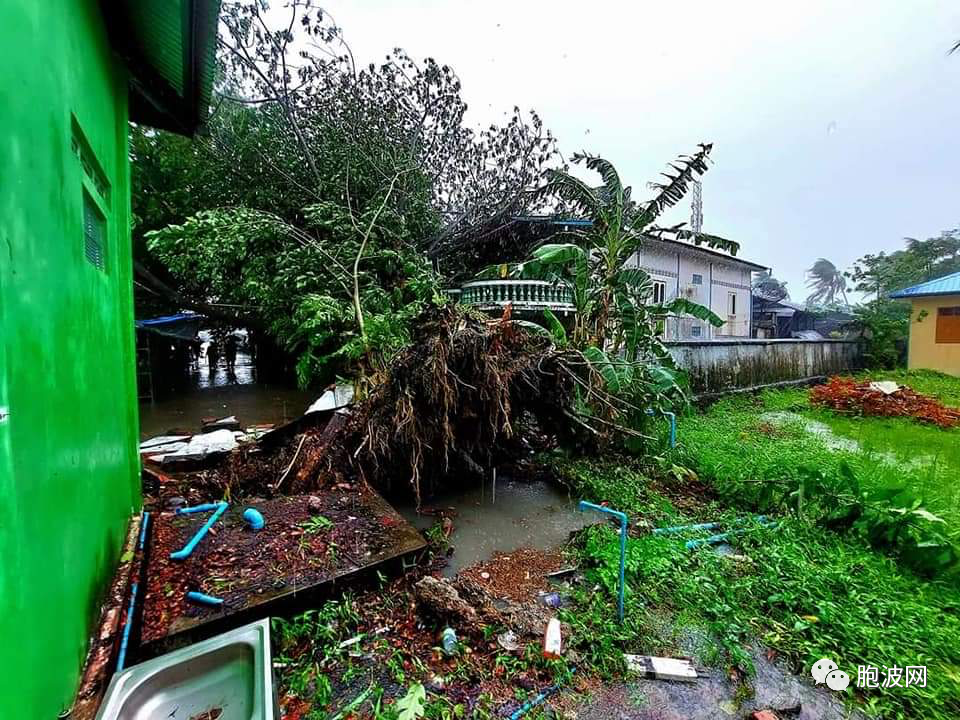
[648,365,685,394]
[584,345,631,393]
[532,243,587,266]
[650,297,723,327]
[542,308,568,347]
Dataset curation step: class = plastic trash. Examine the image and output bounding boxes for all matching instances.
[539,592,564,608]
[542,618,562,658]
[441,627,458,656]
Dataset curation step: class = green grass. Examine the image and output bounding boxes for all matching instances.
[676,376,960,534]
[552,457,960,720]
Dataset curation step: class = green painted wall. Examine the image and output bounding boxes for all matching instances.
[0,1,141,716]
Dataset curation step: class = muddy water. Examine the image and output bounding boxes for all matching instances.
[398,477,593,576]
[138,354,314,438]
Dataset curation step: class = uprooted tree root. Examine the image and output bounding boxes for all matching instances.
[287,305,633,504]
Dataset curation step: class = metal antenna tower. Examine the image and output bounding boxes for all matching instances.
[690,179,703,235]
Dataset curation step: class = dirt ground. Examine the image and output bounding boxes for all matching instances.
[142,486,423,646]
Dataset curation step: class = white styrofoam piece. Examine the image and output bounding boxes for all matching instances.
[140,435,191,450]
[306,384,354,414]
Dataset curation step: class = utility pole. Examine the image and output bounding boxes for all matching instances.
[690,179,703,235]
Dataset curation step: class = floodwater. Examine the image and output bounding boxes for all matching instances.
[138,352,314,438]
[397,476,594,576]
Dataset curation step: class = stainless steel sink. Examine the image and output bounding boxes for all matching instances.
[96,619,276,720]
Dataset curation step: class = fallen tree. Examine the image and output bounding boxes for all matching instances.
[286,305,641,504]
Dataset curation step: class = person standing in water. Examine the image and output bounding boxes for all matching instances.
[224,334,238,374]
[206,339,220,374]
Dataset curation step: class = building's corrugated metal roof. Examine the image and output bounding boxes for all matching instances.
[889,271,960,299]
[103,0,221,136]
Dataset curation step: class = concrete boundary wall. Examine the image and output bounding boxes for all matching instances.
[665,339,862,395]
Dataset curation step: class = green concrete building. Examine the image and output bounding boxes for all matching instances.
[0,2,219,715]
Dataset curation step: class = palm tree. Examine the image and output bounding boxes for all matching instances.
[804,258,849,308]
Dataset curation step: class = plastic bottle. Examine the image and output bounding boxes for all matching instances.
[441,627,458,656]
[542,617,562,658]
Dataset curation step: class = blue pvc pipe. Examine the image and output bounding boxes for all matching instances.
[685,521,778,550]
[509,673,575,720]
[170,501,228,560]
[645,409,677,448]
[176,502,223,515]
[653,520,720,536]
[653,515,769,536]
[186,591,224,606]
[579,501,628,623]
[243,507,265,531]
[116,582,137,671]
[118,511,150,671]
[138,511,150,549]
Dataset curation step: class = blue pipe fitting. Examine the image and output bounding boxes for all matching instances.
[579,501,628,623]
[186,591,224,606]
[169,501,228,560]
[243,507,265,531]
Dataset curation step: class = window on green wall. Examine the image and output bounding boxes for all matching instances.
[71,116,110,272]
[82,190,106,270]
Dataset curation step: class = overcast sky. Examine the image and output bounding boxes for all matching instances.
[318,0,960,301]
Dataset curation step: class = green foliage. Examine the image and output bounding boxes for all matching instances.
[854,299,910,369]
[674,386,960,576]
[146,203,440,386]
[134,2,562,385]
[849,230,960,301]
[516,152,728,360]
[559,457,960,719]
[395,684,426,720]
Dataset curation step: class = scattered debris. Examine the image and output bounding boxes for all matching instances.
[542,617,562,658]
[811,376,960,428]
[305,384,354,414]
[868,380,900,395]
[142,489,424,648]
[624,654,698,682]
[497,630,520,651]
[201,415,240,432]
[458,548,568,603]
[441,627,458,656]
[413,576,478,624]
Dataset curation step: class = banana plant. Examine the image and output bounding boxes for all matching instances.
[518,151,733,361]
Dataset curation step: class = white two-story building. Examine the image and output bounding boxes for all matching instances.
[455,217,767,340]
[627,235,767,340]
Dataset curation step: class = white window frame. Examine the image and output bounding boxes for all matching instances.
[692,273,703,285]
[652,280,666,304]
[728,291,737,316]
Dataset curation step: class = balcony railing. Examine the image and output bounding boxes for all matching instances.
[458,280,576,313]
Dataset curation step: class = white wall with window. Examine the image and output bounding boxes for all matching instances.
[627,237,764,340]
